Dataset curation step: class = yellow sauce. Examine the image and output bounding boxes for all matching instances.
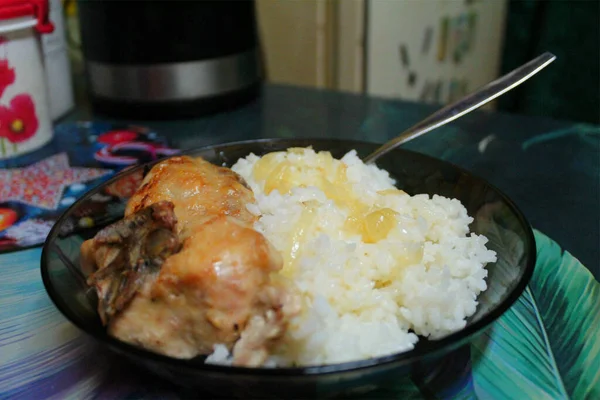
[253,149,403,243]
[362,208,398,243]
[397,243,424,267]
[280,203,318,277]
[253,151,284,182]
[264,161,294,194]
[377,188,407,196]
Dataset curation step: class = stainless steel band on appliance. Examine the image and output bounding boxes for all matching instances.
[86,49,259,102]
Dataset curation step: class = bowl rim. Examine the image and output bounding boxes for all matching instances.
[40,137,537,377]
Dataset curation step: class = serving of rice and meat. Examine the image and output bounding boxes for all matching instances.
[81,147,496,368]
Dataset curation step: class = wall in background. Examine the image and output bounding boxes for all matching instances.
[333,0,365,93]
[257,0,508,107]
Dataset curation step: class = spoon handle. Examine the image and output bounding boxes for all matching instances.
[363,52,556,164]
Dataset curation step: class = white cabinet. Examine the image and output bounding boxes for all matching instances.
[366,0,508,105]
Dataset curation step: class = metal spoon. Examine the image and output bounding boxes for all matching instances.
[363,52,556,164]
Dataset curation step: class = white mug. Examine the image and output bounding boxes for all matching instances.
[0,16,53,159]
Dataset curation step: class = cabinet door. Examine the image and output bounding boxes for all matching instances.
[256,0,365,93]
[256,0,330,88]
[365,0,507,105]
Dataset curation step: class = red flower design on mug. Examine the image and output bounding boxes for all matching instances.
[0,94,39,143]
[0,59,15,98]
[0,36,15,98]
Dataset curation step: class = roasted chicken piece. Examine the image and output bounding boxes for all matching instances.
[81,201,180,324]
[81,156,298,366]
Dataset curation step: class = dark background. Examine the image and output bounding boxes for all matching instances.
[498,0,600,124]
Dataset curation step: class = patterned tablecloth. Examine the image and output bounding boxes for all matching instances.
[0,122,179,253]
[0,85,599,399]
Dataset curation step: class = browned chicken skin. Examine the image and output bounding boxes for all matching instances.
[81,156,298,366]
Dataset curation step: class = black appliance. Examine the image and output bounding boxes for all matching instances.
[77,0,261,119]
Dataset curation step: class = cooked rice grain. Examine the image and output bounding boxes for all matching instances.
[210,148,496,366]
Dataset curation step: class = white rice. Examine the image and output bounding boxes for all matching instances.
[209,148,496,367]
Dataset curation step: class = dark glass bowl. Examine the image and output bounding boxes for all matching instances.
[41,138,536,398]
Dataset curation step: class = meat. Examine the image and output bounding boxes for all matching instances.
[126,155,256,229]
[80,156,298,366]
[84,201,180,324]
